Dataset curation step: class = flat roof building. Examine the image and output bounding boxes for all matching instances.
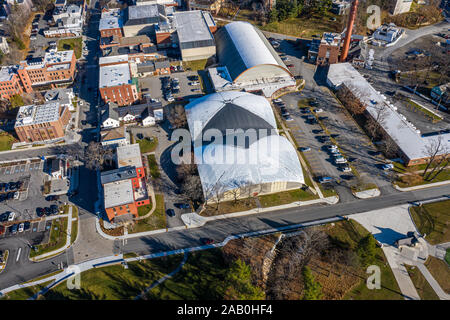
[327,63,450,166]
[116,143,143,169]
[173,10,216,61]
[122,4,167,37]
[14,102,71,142]
[98,59,139,106]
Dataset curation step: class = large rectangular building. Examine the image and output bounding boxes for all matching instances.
[173,10,216,62]
[99,8,123,38]
[327,63,450,166]
[0,66,24,99]
[14,102,71,142]
[122,4,166,37]
[17,50,77,92]
[99,56,139,106]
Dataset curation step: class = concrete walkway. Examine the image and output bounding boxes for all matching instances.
[382,245,420,300]
[414,262,450,300]
[394,180,450,192]
[30,207,73,262]
[353,188,381,199]
[134,252,189,300]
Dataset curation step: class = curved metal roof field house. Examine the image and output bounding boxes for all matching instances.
[185,91,304,201]
[215,21,292,84]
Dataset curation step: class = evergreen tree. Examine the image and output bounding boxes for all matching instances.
[357,234,377,267]
[302,266,323,300]
[223,259,265,300]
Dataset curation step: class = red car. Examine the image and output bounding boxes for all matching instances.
[286,64,294,68]
[0,225,4,235]
[201,238,214,245]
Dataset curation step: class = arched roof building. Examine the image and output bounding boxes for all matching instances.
[209,21,296,97]
[184,91,304,201]
[215,21,292,83]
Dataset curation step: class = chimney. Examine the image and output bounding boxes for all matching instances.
[340,0,358,62]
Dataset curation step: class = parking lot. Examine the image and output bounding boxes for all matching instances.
[271,37,397,194]
[0,159,64,223]
[138,71,204,106]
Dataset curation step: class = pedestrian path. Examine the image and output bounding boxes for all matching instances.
[30,207,73,262]
[134,252,189,300]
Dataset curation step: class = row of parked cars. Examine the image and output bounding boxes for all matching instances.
[162,77,180,102]
[273,98,293,121]
[6,221,31,235]
[0,181,23,193]
[36,205,60,217]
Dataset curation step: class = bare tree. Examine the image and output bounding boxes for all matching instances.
[84,142,114,170]
[366,104,388,140]
[180,175,203,203]
[422,136,445,177]
[168,104,187,129]
[381,134,399,158]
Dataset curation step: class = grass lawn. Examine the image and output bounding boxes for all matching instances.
[137,137,158,153]
[405,265,440,300]
[70,206,79,244]
[147,154,160,179]
[397,168,450,188]
[425,256,450,294]
[137,203,152,217]
[58,37,82,59]
[446,249,450,266]
[1,281,53,300]
[129,194,165,233]
[406,99,442,122]
[201,198,258,217]
[30,217,68,258]
[43,255,183,300]
[351,183,378,193]
[410,200,450,244]
[327,220,403,300]
[0,133,16,151]
[260,11,342,39]
[183,59,207,71]
[258,188,318,208]
[43,249,235,300]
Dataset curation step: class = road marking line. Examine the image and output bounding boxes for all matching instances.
[16,248,22,262]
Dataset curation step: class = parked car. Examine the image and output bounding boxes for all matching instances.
[24,221,31,231]
[136,133,144,140]
[314,108,324,113]
[46,195,59,201]
[0,225,4,235]
[284,115,294,121]
[13,192,19,200]
[381,163,394,171]
[18,223,24,233]
[326,145,338,151]
[50,205,59,215]
[318,177,333,184]
[166,209,175,217]
[309,100,319,107]
[8,212,15,222]
[201,238,214,245]
[299,147,311,152]
[10,224,18,234]
[174,203,190,209]
[44,207,52,216]
[338,165,352,172]
[334,157,347,164]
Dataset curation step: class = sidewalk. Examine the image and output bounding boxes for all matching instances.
[394,179,450,192]
[30,207,73,262]
[95,195,339,240]
[353,188,380,199]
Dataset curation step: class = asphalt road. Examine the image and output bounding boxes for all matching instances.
[119,184,450,256]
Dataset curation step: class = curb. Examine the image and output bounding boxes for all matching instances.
[393,180,450,192]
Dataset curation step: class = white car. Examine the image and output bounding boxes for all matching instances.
[273,98,282,103]
[339,166,352,172]
[13,192,19,200]
[18,223,24,233]
[8,212,15,222]
[314,108,324,113]
[381,163,394,171]
[334,157,347,164]
[330,148,340,154]
[79,100,83,106]
[189,81,199,86]
[326,145,338,151]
